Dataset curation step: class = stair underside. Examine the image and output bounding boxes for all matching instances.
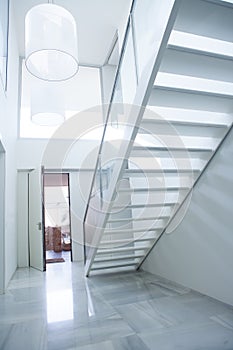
[86,0,233,275]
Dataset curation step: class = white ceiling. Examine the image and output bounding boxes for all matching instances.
[12,0,132,66]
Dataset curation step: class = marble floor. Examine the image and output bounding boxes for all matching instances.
[0,262,233,350]
[46,250,71,262]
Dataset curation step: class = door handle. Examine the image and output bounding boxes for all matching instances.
[37,222,42,230]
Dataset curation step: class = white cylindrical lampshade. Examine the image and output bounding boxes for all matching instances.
[31,82,65,126]
[25,4,78,81]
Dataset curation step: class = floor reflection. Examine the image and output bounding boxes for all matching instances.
[46,262,74,324]
[46,288,74,323]
[85,279,95,317]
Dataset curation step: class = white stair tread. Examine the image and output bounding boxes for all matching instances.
[168,30,233,59]
[118,186,190,193]
[145,106,232,126]
[148,87,233,113]
[130,157,205,170]
[104,227,163,235]
[112,203,177,209]
[97,246,150,254]
[135,133,219,149]
[131,145,213,153]
[94,254,144,263]
[124,168,200,174]
[107,215,169,223]
[91,262,137,271]
[154,72,233,97]
[140,118,228,129]
[208,0,233,6]
[138,122,226,139]
[208,0,233,5]
[130,150,212,161]
[99,237,155,245]
[129,155,205,169]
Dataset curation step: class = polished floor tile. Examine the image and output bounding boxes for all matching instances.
[46,250,71,262]
[0,262,232,349]
[139,322,233,350]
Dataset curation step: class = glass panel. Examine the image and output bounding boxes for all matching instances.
[101,38,119,108]
[84,156,102,261]
[120,25,137,107]
[84,22,138,254]
[0,0,9,91]
[133,0,175,80]
[100,23,137,199]
[110,24,137,126]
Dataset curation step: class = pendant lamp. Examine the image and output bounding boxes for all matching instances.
[31,82,65,125]
[25,2,78,81]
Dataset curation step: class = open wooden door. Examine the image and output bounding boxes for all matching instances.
[29,167,46,271]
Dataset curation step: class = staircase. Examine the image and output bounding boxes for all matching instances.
[84,0,233,276]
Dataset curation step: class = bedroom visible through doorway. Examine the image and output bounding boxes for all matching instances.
[43,173,72,264]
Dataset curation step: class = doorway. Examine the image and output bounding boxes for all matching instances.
[43,173,72,264]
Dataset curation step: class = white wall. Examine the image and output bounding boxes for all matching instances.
[0,3,19,289]
[16,138,100,263]
[142,128,233,306]
[16,138,100,169]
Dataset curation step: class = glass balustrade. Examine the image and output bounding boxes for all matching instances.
[83,17,138,259]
